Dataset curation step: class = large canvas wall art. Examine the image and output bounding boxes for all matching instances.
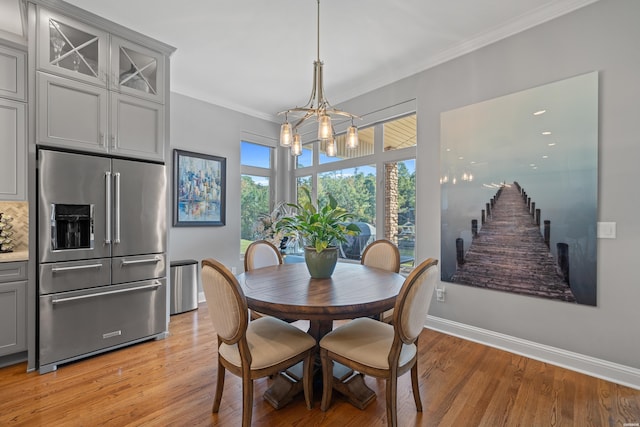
[173,149,226,226]
[440,72,598,306]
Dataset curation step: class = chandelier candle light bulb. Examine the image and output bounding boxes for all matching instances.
[318,114,333,140]
[326,137,337,157]
[280,115,292,147]
[346,121,359,149]
[291,134,302,156]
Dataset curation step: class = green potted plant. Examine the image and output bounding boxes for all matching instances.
[276,187,361,278]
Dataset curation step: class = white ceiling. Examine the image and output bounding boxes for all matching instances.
[9,0,598,122]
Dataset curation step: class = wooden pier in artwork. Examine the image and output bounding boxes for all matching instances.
[451,182,575,302]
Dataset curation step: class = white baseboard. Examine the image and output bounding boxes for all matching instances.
[426,315,640,391]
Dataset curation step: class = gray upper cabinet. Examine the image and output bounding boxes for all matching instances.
[110,93,164,160]
[0,98,27,200]
[37,8,165,103]
[37,72,109,154]
[111,36,165,104]
[0,43,27,201]
[0,45,26,101]
[37,8,109,87]
[37,72,164,161]
[35,4,170,162]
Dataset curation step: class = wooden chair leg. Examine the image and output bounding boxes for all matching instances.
[411,362,423,412]
[241,376,254,427]
[386,376,398,427]
[320,349,333,411]
[303,351,314,409]
[212,362,225,413]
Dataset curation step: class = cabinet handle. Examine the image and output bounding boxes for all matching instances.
[121,256,161,266]
[51,263,103,273]
[111,135,116,149]
[99,132,105,147]
[51,282,161,304]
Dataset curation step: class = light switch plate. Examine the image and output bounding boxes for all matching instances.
[597,222,616,239]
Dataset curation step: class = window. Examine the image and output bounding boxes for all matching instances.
[384,115,417,151]
[319,126,374,164]
[240,141,274,254]
[296,143,313,169]
[296,176,312,206]
[292,113,416,266]
[318,166,376,225]
[241,141,271,168]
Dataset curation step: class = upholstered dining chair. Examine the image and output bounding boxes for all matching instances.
[244,239,283,271]
[244,240,284,320]
[361,239,401,323]
[201,258,315,427]
[319,258,439,427]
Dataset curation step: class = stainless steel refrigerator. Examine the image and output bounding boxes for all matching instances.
[37,149,167,373]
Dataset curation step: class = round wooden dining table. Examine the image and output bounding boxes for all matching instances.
[236,261,406,410]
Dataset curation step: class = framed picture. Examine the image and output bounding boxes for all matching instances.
[439,72,598,306]
[173,149,226,226]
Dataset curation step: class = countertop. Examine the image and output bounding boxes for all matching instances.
[0,250,29,263]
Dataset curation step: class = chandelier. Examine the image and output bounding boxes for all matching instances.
[278,0,359,157]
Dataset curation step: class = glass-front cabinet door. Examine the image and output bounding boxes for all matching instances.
[111,36,164,103]
[38,8,108,87]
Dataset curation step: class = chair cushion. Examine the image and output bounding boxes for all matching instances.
[319,318,416,370]
[219,316,315,370]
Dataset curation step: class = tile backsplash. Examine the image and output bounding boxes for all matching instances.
[0,201,29,252]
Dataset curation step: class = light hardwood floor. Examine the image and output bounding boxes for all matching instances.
[1,303,639,426]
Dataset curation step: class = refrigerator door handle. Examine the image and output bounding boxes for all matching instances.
[105,171,112,244]
[51,281,162,304]
[114,172,121,244]
[51,263,103,273]
[121,256,162,266]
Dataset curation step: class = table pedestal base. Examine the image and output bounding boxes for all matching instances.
[262,362,376,410]
[264,369,303,409]
[330,363,377,410]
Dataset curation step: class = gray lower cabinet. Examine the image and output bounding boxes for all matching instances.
[0,262,27,358]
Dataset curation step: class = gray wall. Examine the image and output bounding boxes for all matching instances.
[424,0,639,370]
[168,93,279,275]
[341,0,639,371]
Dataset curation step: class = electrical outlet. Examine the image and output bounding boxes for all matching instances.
[436,287,445,302]
[597,222,616,239]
